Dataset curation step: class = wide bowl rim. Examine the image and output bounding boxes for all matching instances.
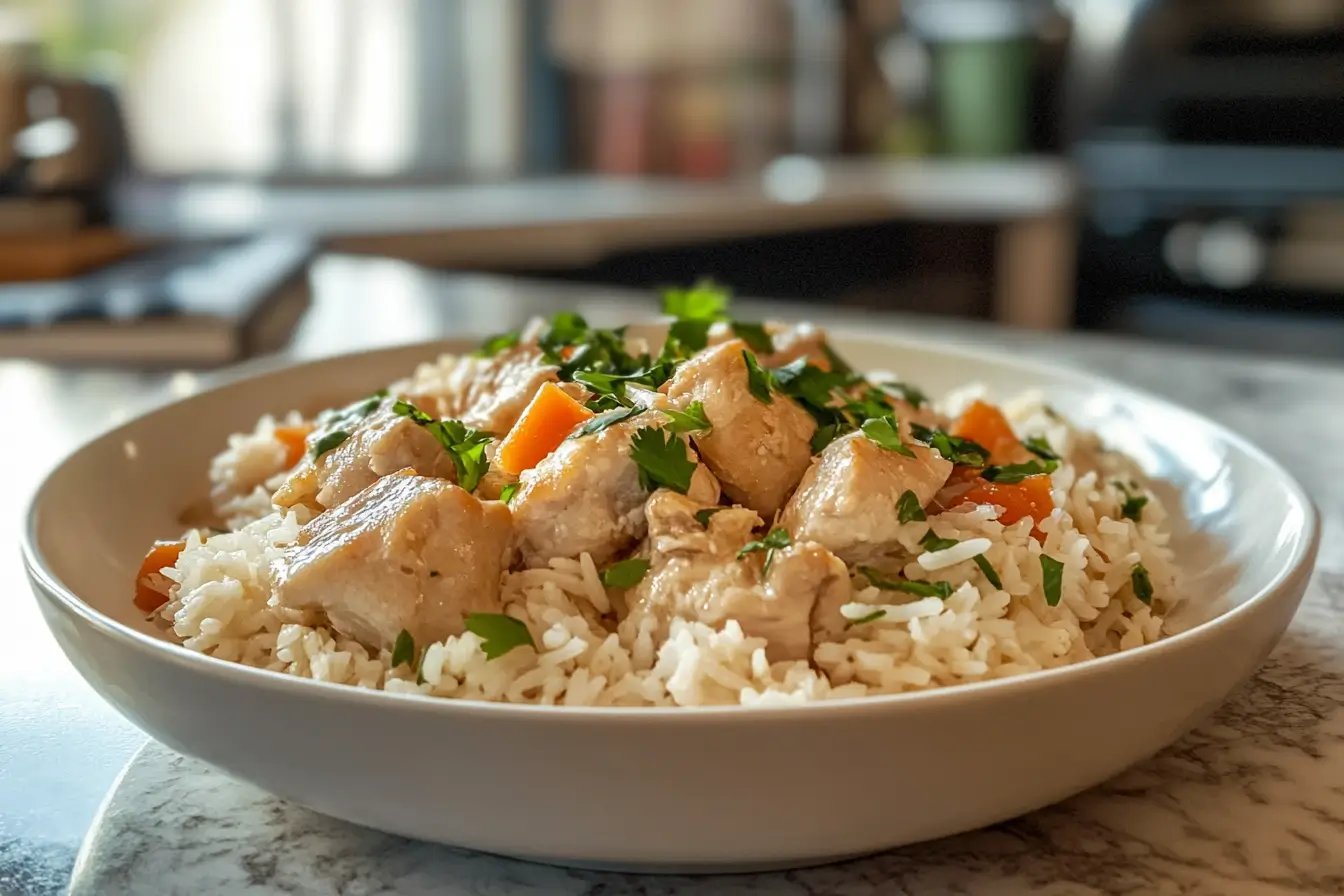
[21,328,1321,724]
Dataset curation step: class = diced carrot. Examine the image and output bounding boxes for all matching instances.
[273,424,315,468]
[957,475,1054,529]
[497,382,595,475]
[134,540,187,612]
[950,400,1021,464]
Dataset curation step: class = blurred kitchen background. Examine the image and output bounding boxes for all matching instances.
[3,0,1344,365]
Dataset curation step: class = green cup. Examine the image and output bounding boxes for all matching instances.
[932,36,1033,157]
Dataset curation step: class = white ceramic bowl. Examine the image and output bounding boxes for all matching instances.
[24,333,1318,872]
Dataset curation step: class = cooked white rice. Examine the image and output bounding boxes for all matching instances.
[155,389,1185,707]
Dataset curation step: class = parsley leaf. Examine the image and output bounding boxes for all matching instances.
[909,423,991,467]
[732,321,774,354]
[846,609,887,628]
[1023,435,1059,461]
[391,629,416,669]
[861,414,916,457]
[694,507,723,528]
[973,554,1003,589]
[661,319,714,361]
[982,459,1059,484]
[810,423,844,454]
[1131,563,1153,604]
[821,342,853,376]
[919,529,960,552]
[1113,481,1149,522]
[499,482,519,503]
[464,613,535,660]
[575,364,674,401]
[475,331,520,358]
[738,528,791,576]
[630,427,698,494]
[1040,555,1064,606]
[878,381,929,409]
[741,350,775,405]
[772,359,852,414]
[600,558,651,589]
[571,405,641,439]
[311,429,351,460]
[897,490,927,523]
[858,566,954,599]
[392,400,493,492]
[661,401,713,433]
[661,278,732,320]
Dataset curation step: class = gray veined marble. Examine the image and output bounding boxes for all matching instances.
[67,571,1344,896]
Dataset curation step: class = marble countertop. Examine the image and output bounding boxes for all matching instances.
[4,258,1343,895]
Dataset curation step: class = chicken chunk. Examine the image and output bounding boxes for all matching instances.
[780,429,953,564]
[664,339,816,521]
[273,403,457,512]
[620,491,848,661]
[397,344,581,436]
[510,411,718,568]
[272,472,513,651]
[707,321,832,369]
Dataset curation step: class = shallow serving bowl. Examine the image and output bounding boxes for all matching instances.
[23,332,1318,872]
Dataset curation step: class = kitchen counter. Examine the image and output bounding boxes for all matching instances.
[3,258,1342,895]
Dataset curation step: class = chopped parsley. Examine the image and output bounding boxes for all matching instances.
[464,612,535,660]
[1023,435,1059,461]
[600,558,651,589]
[908,423,991,467]
[1131,563,1153,604]
[732,321,774,354]
[574,364,674,401]
[772,358,851,411]
[810,423,843,454]
[919,529,960,552]
[861,414,915,457]
[391,629,416,670]
[858,566,953,599]
[742,350,775,405]
[878,381,929,409]
[1040,555,1064,606]
[981,459,1059,484]
[694,507,723,528]
[738,528,791,576]
[392,399,493,492]
[570,405,641,439]
[475,331,520,358]
[821,342,853,376]
[630,427,698,494]
[846,609,887,628]
[660,278,731,321]
[310,429,351,460]
[661,401,713,433]
[661,319,713,360]
[499,482,519,503]
[973,554,1003,589]
[897,490,927,523]
[1113,481,1149,523]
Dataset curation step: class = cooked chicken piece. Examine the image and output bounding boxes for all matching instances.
[780,428,953,564]
[272,472,513,651]
[664,339,816,521]
[397,344,583,436]
[273,404,457,512]
[707,321,832,369]
[620,491,849,661]
[510,411,718,568]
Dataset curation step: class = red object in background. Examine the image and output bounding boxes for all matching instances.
[595,74,653,176]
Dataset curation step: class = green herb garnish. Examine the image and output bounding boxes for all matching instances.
[464,613,535,660]
[570,405,641,439]
[821,342,853,376]
[1023,435,1059,461]
[810,423,843,454]
[630,427,698,494]
[981,460,1060,484]
[973,554,1003,589]
[897,490,927,524]
[908,423,991,467]
[661,401,713,433]
[575,364,675,403]
[1131,563,1153,604]
[391,629,415,669]
[858,566,954,599]
[742,350,775,405]
[660,278,731,321]
[846,609,887,628]
[600,558,651,589]
[392,400,493,492]
[1114,481,1149,523]
[738,528,791,576]
[878,381,929,409]
[499,482,519,504]
[732,322,774,355]
[1040,555,1064,606]
[772,359,854,417]
[661,319,713,361]
[861,414,915,457]
[310,430,351,460]
[919,529,960,552]
[475,331,520,358]
[694,508,723,528]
